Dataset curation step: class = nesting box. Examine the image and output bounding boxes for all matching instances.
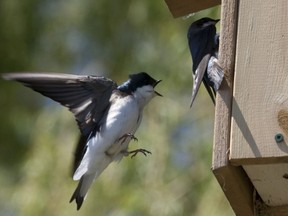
[165,0,288,215]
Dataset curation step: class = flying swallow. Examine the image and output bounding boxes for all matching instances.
[2,72,162,210]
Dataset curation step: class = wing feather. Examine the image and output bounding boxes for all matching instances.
[2,72,118,136]
[190,54,210,107]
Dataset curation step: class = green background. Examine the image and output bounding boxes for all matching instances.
[0,1,233,215]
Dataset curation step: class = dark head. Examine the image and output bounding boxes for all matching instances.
[188,17,219,38]
[118,72,162,97]
[187,18,220,70]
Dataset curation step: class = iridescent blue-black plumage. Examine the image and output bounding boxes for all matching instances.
[188,17,223,107]
[118,72,162,96]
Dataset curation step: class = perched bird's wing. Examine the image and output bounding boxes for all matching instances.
[2,73,118,136]
[190,54,211,107]
[189,25,216,73]
[213,33,220,58]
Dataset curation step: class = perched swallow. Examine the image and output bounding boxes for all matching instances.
[187,17,224,107]
[2,72,162,210]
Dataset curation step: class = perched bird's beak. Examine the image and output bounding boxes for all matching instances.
[153,80,162,97]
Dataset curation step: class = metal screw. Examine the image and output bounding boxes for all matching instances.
[283,173,288,179]
[275,133,284,143]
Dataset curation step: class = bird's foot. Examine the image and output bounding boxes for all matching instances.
[128,133,138,142]
[127,148,152,158]
[118,133,138,144]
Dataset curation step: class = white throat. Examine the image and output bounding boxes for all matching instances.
[132,85,156,108]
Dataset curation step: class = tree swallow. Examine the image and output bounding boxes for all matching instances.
[2,72,162,210]
[187,17,224,107]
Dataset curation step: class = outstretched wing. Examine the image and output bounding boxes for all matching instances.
[2,73,118,136]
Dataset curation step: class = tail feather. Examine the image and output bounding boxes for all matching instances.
[70,158,112,210]
[70,174,95,210]
[203,80,216,105]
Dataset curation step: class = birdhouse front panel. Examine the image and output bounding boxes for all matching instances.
[230,0,288,165]
[229,0,288,208]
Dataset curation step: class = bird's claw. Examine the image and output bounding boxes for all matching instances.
[128,148,152,158]
[118,133,138,144]
[129,133,138,142]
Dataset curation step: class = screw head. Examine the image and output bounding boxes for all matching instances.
[275,133,284,143]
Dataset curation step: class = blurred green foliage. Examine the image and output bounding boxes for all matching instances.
[0,1,234,215]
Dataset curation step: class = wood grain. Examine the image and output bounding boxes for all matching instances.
[229,0,288,211]
[164,0,221,18]
[244,164,288,206]
[257,203,288,216]
[230,0,288,164]
[212,0,238,169]
[212,0,255,215]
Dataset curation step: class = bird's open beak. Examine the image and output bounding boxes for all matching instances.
[153,80,162,97]
[215,19,220,24]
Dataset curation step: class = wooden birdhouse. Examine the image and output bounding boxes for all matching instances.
[165,0,288,215]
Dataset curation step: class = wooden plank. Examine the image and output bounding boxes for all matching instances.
[164,0,221,18]
[244,164,288,206]
[212,0,238,169]
[254,194,288,216]
[257,204,288,216]
[230,0,288,165]
[212,1,255,215]
[213,166,254,215]
[230,1,288,212]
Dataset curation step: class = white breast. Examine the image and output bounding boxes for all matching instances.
[102,94,142,157]
[73,94,142,180]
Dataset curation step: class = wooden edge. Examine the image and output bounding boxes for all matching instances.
[213,165,254,215]
[212,0,238,169]
[256,202,288,216]
[230,156,288,166]
[211,0,256,215]
[253,190,288,215]
[164,0,221,18]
